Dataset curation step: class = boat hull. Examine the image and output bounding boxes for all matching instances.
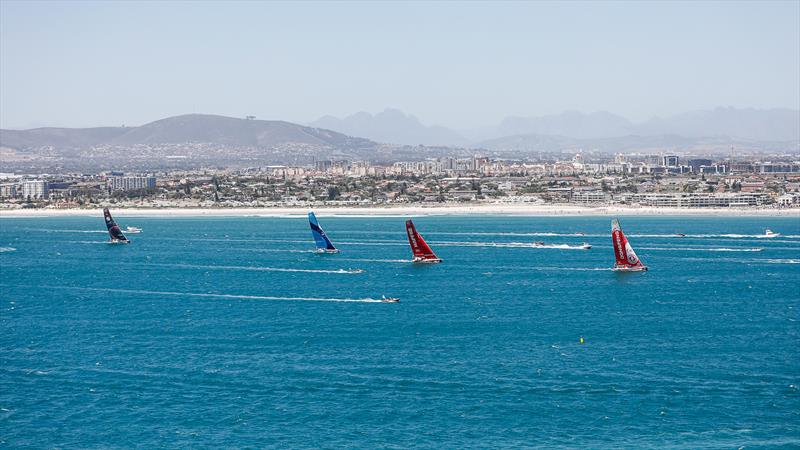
[412,257,442,264]
[613,265,648,272]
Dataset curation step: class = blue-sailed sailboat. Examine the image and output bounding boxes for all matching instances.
[308,211,338,253]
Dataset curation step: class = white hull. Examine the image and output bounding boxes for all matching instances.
[613,265,647,272]
[412,257,442,264]
[314,248,340,254]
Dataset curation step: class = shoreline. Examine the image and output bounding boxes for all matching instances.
[2,204,799,218]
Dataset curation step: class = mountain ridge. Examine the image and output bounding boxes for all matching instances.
[313,107,800,145]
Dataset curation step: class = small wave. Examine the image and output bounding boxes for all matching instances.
[0,247,16,253]
[135,263,364,274]
[760,259,800,264]
[4,285,386,303]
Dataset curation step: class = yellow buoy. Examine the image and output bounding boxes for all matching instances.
[580,337,585,344]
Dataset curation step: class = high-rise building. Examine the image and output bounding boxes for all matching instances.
[108,176,156,191]
[0,183,18,198]
[663,155,679,167]
[22,181,49,199]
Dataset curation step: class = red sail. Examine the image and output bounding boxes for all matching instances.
[611,219,644,269]
[406,220,439,260]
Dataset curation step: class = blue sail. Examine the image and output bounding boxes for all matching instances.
[308,212,337,252]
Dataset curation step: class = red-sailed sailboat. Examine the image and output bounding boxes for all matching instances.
[405,219,442,263]
[611,219,647,272]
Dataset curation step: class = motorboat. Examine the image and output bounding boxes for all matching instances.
[764,229,780,238]
[125,226,142,234]
[580,242,592,249]
[381,296,400,303]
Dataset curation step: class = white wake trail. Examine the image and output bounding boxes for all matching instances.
[135,263,364,274]
[12,285,385,303]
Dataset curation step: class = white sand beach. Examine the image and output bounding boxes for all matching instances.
[1,204,799,218]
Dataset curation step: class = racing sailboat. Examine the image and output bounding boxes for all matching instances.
[405,219,442,263]
[308,211,338,253]
[103,208,130,244]
[611,219,646,271]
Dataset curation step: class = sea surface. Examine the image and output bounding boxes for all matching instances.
[1,214,799,448]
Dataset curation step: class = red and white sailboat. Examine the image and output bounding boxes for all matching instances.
[405,219,442,263]
[611,219,647,272]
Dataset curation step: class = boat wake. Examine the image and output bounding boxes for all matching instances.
[338,258,413,264]
[27,229,107,234]
[0,247,16,253]
[5,285,384,303]
[489,265,613,272]
[240,248,320,254]
[639,247,763,252]
[137,263,364,274]
[432,241,590,249]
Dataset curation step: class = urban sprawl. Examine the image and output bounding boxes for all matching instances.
[2,153,800,209]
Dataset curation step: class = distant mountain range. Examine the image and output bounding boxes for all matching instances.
[310,109,468,147]
[1,114,374,150]
[312,107,800,146]
[1,108,798,170]
[0,114,381,168]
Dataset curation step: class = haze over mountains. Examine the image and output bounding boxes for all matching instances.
[1,107,798,171]
[311,107,800,147]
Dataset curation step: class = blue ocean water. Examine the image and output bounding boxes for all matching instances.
[1,214,799,448]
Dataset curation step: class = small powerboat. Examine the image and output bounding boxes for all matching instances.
[580,242,592,249]
[764,229,780,238]
[675,233,686,237]
[533,241,546,247]
[125,226,142,234]
[381,296,400,303]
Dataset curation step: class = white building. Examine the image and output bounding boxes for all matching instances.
[22,181,48,199]
[108,176,156,191]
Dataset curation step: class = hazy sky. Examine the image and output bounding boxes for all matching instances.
[1,0,798,129]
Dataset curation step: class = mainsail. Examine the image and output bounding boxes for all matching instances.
[103,208,129,243]
[611,219,646,271]
[308,211,338,252]
[405,219,442,263]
